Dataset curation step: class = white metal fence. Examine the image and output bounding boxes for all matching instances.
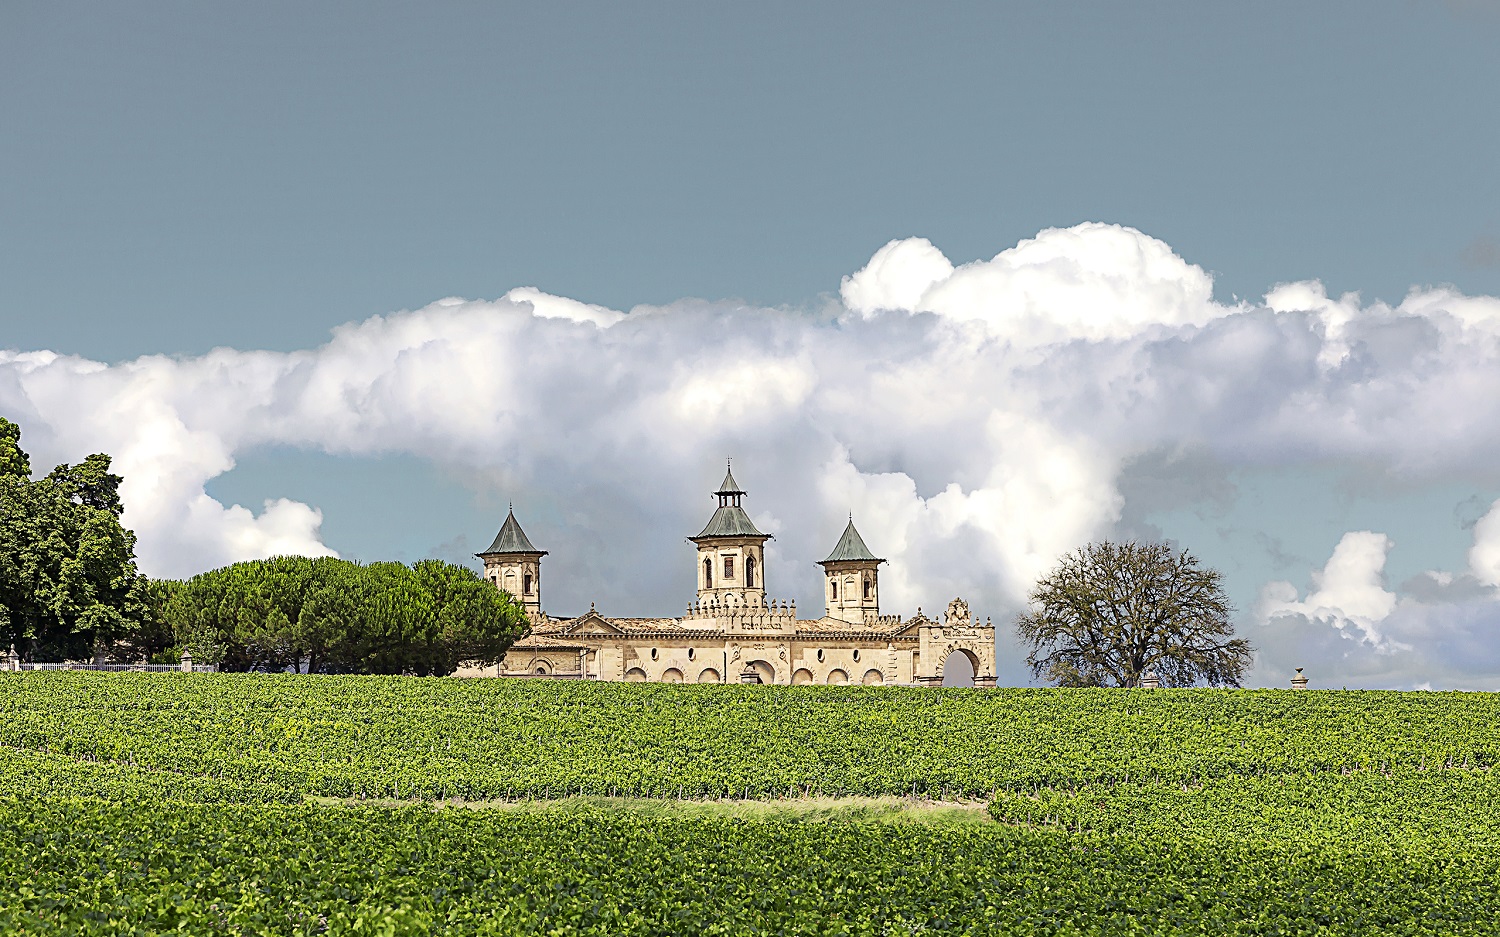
[13,661,217,673]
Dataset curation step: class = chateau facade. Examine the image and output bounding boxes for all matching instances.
[459,468,997,687]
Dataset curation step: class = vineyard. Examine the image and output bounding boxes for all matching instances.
[1,673,1497,934]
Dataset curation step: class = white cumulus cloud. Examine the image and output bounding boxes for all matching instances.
[1259,531,1403,651]
[1255,514,1500,689]
[841,223,1224,345]
[6,221,1500,688]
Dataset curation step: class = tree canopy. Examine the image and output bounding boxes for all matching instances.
[0,416,152,661]
[1016,540,1254,688]
[166,555,529,676]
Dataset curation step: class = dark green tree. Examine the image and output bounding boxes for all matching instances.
[170,556,527,676]
[0,417,152,661]
[1016,540,1253,688]
[120,578,185,664]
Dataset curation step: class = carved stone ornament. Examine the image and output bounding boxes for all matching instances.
[945,597,969,623]
[730,645,741,663]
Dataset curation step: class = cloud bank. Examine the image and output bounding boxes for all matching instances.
[5,222,1500,688]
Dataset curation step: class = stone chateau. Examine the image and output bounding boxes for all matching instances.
[457,467,997,686]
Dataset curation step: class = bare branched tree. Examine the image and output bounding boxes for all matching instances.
[1016,541,1253,688]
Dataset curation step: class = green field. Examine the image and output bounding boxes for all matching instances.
[1,673,1496,935]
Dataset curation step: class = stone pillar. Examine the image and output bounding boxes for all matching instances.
[6,646,19,672]
[1141,671,1160,689]
[1291,667,1308,689]
[180,651,193,673]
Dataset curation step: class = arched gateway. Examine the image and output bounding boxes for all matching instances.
[466,466,997,686]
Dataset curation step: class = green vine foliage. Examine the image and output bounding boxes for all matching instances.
[1,675,1497,934]
[1,674,1497,798]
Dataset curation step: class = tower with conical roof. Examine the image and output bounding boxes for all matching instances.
[688,462,771,606]
[477,507,548,619]
[819,517,884,624]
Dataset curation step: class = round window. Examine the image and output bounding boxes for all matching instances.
[853,650,861,662]
[650,648,659,661]
[816,649,824,662]
[688,648,696,660]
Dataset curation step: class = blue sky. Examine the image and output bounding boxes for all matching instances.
[4,2,1500,687]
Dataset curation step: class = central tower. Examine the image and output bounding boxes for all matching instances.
[688,463,771,606]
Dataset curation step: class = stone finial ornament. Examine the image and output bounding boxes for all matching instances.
[1141,671,1160,689]
[1291,667,1308,689]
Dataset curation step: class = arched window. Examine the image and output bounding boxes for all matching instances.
[703,558,712,588]
[862,576,872,600]
[831,579,839,600]
[723,555,735,579]
[746,556,756,588]
[523,574,533,595]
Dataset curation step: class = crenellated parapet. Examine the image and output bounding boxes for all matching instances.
[685,594,798,632]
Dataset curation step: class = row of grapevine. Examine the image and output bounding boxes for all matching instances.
[0,672,1494,799]
[2,797,1496,935]
[3,672,1496,934]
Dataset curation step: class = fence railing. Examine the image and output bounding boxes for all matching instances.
[7,661,218,674]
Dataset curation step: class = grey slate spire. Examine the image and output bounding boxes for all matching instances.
[716,461,746,497]
[479,507,547,556]
[821,517,884,564]
[691,460,769,541]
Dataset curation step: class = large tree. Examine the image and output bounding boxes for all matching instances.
[0,417,152,661]
[168,556,528,676]
[1016,540,1253,688]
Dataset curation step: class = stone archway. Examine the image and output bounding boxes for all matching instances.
[940,649,979,687]
[624,667,647,682]
[741,659,775,684]
[529,658,553,675]
[862,668,884,685]
[697,668,721,684]
[826,669,849,685]
[662,668,684,684]
[791,668,814,685]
